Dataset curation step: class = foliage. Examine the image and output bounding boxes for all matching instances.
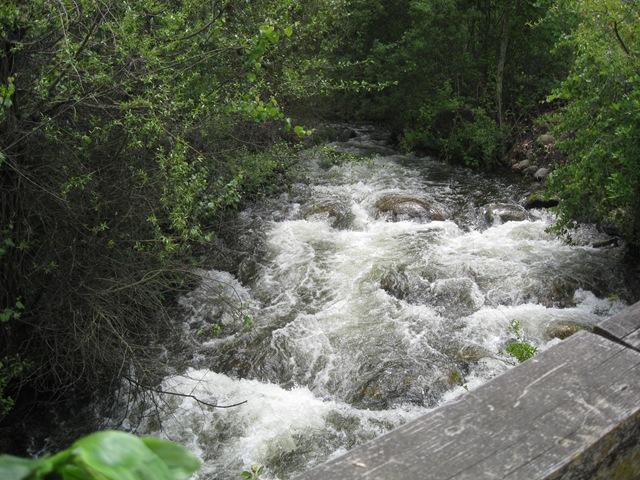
[0,0,343,419]
[241,464,265,480]
[448,370,469,391]
[0,430,200,480]
[326,0,568,168]
[544,0,640,248]
[0,357,31,417]
[501,320,538,363]
[400,84,507,168]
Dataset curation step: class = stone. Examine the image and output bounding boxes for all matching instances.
[338,128,358,142]
[511,158,530,173]
[523,193,559,210]
[483,203,528,226]
[545,321,587,340]
[304,202,355,229]
[374,195,445,222]
[534,167,549,181]
[454,345,492,363]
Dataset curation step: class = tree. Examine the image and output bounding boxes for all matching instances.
[326,0,566,168]
[0,0,341,421]
[545,0,640,248]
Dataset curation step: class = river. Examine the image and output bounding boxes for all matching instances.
[124,127,633,479]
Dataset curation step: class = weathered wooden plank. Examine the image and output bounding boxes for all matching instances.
[594,301,640,352]
[297,331,640,479]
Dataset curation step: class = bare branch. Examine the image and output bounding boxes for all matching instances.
[124,376,247,409]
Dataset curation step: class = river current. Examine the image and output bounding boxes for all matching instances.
[127,128,632,479]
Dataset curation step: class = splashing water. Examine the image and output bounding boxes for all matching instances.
[134,128,632,479]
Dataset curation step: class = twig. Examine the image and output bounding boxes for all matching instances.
[124,375,247,409]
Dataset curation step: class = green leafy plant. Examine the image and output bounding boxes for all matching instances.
[241,464,265,479]
[0,0,341,414]
[501,320,539,364]
[0,299,23,324]
[544,0,640,248]
[0,356,31,417]
[0,431,201,480]
[448,369,468,391]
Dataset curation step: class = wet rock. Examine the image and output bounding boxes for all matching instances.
[338,128,358,142]
[429,277,484,318]
[534,168,549,181]
[523,192,559,210]
[592,237,619,248]
[454,345,492,363]
[380,271,408,299]
[546,279,577,308]
[303,202,355,229]
[545,321,588,340]
[352,369,425,409]
[483,203,528,226]
[374,195,446,222]
[512,158,531,173]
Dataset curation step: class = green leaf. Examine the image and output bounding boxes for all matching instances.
[293,125,305,136]
[284,27,293,37]
[57,464,86,480]
[71,431,176,480]
[141,437,201,479]
[0,455,50,480]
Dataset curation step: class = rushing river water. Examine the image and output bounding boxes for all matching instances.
[124,128,633,479]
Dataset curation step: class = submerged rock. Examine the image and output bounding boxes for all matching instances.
[454,345,493,364]
[483,203,528,226]
[374,195,446,222]
[303,201,355,229]
[545,321,588,340]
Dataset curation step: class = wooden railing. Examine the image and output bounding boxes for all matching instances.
[296,303,640,479]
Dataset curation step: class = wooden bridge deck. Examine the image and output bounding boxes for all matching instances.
[296,303,640,479]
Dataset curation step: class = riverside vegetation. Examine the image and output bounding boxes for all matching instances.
[1,0,639,472]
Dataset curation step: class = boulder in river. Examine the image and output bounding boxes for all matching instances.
[483,203,528,226]
[303,201,355,229]
[511,159,530,173]
[374,195,446,222]
[545,321,588,340]
[523,192,559,210]
[454,344,493,364]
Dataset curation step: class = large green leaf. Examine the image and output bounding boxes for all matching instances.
[0,454,50,480]
[141,437,201,479]
[71,431,178,480]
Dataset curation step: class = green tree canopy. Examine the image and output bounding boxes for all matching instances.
[326,0,568,168]
[0,0,341,413]
[545,0,640,247]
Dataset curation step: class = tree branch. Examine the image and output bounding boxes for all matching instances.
[611,20,640,77]
[124,375,247,409]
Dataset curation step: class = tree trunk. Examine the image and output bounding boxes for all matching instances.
[496,5,510,128]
